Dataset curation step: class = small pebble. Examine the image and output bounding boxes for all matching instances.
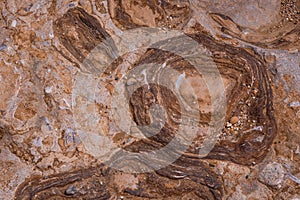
[11,20,17,28]
[0,44,7,51]
[44,86,53,94]
[295,146,300,154]
[68,2,75,7]
[126,77,137,86]
[288,101,300,108]
[65,185,76,195]
[230,116,239,124]
[258,162,284,186]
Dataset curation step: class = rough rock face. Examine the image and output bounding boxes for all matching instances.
[108,0,192,29]
[209,0,300,50]
[0,0,300,200]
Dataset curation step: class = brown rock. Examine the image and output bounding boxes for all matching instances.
[230,116,239,124]
[0,0,299,199]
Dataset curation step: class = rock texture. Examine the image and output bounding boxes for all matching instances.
[0,0,300,200]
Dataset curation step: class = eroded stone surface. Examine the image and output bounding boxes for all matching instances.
[108,0,192,30]
[209,0,300,50]
[0,0,299,199]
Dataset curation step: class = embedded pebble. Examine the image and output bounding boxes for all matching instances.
[230,116,239,124]
[11,20,17,28]
[0,44,7,51]
[288,101,300,108]
[258,162,285,186]
[126,77,137,86]
[65,185,76,195]
[44,86,53,94]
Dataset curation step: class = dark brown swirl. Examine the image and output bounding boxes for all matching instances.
[120,33,277,165]
[210,0,300,50]
[187,33,277,165]
[14,166,111,200]
[15,6,277,200]
[53,7,118,73]
[15,161,223,200]
[108,0,192,30]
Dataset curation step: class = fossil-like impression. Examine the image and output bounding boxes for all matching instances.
[14,5,277,200]
[108,0,192,30]
[210,0,300,50]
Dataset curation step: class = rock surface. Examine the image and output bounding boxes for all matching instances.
[0,0,299,199]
